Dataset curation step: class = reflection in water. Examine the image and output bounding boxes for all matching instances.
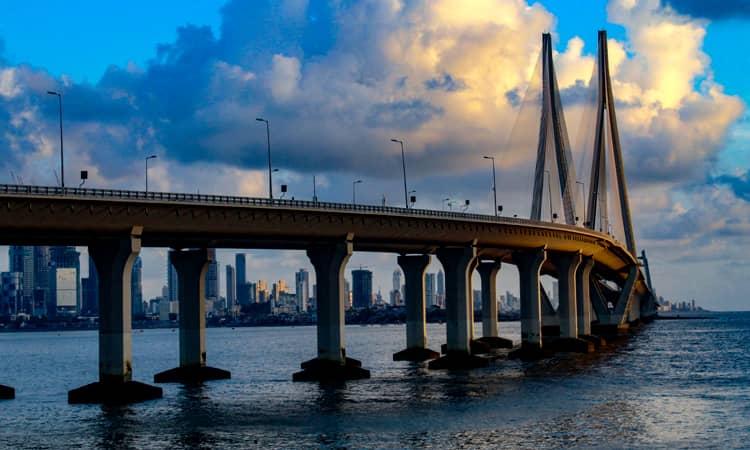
[97,405,138,450]
[2,315,749,448]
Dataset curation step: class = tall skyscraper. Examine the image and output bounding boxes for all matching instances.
[235,253,246,303]
[167,250,178,302]
[82,255,99,315]
[33,246,51,316]
[54,268,77,316]
[352,269,373,309]
[392,270,401,293]
[0,272,22,316]
[425,272,436,307]
[437,270,445,308]
[205,248,219,301]
[225,265,236,311]
[14,246,34,314]
[50,246,79,314]
[295,269,310,313]
[131,256,143,317]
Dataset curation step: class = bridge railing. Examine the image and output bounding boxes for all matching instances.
[0,183,599,234]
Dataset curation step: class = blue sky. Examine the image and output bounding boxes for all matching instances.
[1,0,748,310]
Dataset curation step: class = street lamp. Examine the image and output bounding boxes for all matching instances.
[544,170,554,222]
[352,179,363,204]
[483,155,498,216]
[408,189,416,207]
[390,138,409,208]
[256,117,273,199]
[47,91,64,188]
[576,181,586,226]
[145,155,157,192]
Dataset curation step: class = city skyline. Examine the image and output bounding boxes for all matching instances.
[0,0,748,310]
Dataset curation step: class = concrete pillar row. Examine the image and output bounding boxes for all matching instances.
[549,251,594,353]
[294,235,370,381]
[515,247,547,351]
[551,251,582,339]
[69,231,162,404]
[154,248,230,383]
[429,243,487,369]
[393,255,439,361]
[576,257,595,336]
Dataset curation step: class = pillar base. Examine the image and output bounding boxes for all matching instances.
[292,357,370,382]
[508,343,553,361]
[547,337,595,353]
[428,351,489,370]
[578,334,606,348]
[393,347,440,362]
[0,384,14,400]
[154,366,231,384]
[476,336,514,349]
[592,323,629,339]
[68,380,162,405]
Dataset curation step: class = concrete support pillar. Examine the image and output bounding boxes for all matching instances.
[576,257,594,336]
[551,251,582,339]
[478,261,501,338]
[429,244,487,369]
[294,236,370,381]
[476,261,513,349]
[515,247,546,352]
[154,249,230,383]
[549,251,593,353]
[393,255,439,361]
[69,231,162,403]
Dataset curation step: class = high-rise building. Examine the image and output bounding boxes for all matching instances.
[9,246,32,314]
[54,268,77,316]
[82,255,99,315]
[205,249,219,301]
[425,272,436,307]
[50,246,79,314]
[295,269,310,313]
[392,270,401,293]
[167,250,178,302]
[235,253,246,303]
[33,247,51,315]
[225,265,236,311]
[0,272,22,316]
[352,269,373,309]
[257,279,268,303]
[436,270,445,308]
[131,256,143,317]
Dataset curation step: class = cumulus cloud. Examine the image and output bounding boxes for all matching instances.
[0,0,748,306]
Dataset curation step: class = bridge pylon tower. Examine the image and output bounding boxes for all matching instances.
[586,30,637,256]
[531,33,579,225]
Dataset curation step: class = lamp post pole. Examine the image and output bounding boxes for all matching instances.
[391,138,408,208]
[483,156,497,216]
[352,179,362,204]
[47,91,64,188]
[256,117,273,199]
[145,155,157,193]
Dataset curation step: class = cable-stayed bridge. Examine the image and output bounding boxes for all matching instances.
[0,31,655,404]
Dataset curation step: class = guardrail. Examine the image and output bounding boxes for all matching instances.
[0,183,589,233]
